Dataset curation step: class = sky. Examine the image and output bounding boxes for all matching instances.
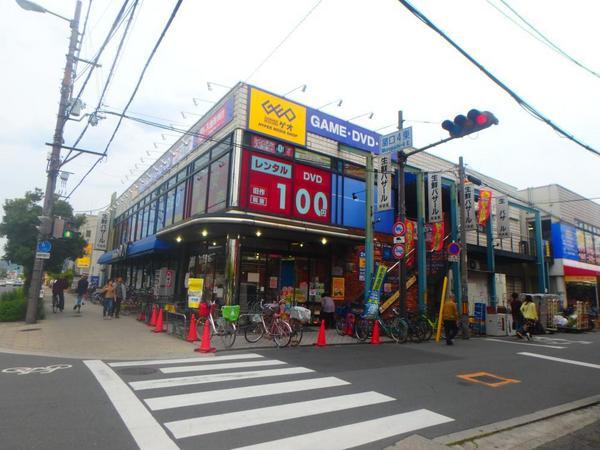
[1,0,599,256]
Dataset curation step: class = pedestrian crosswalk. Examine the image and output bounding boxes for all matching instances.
[87,352,454,449]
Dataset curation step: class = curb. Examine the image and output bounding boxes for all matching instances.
[433,393,600,446]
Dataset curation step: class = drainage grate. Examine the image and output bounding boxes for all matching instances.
[117,367,158,376]
[19,328,41,332]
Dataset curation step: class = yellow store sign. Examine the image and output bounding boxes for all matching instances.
[76,244,93,269]
[248,87,306,146]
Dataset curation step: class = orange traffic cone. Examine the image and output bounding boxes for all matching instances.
[148,305,157,327]
[315,320,327,347]
[195,320,216,353]
[186,314,199,342]
[153,308,165,333]
[345,313,354,336]
[137,309,146,322]
[370,320,381,345]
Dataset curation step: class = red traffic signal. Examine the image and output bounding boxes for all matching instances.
[442,109,498,138]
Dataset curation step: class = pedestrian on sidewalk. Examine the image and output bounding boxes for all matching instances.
[73,275,89,312]
[114,277,126,318]
[442,294,459,345]
[52,276,68,312]
[520,295,538,340]
[101,280,116,319]
[510,292,524,338]
[320,291,335,328]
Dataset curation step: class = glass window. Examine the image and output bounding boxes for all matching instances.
[193,152,210,171]
[176,169,187,183]
[141,205,150,238]
[173,182,186,223]
[295,148,331,169]
[211,139,231,160]
[207,154,229,213]
[190,167,208,216]
[146,200,156,236]
[164,189,175,227]
[128,215,135,242]
[156,195,166,232]
[136,209,144,241]
[167,176,177,190]
[344,162,366,180]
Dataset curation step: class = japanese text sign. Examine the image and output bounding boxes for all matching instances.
[496,196,510,238]
[307,108,380,153]
[376,155,392,211]
[464,183,477,231]
[427,173,443,223]
[293,163,331,223]
[95,211,109,251]
[380,127,413,154]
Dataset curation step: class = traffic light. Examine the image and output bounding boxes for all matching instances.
[442,109,498,138]
[63,221,75,238]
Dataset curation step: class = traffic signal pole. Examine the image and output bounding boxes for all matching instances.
[397,111,407,315]
[458,156,470,338]
[26,1,81,324]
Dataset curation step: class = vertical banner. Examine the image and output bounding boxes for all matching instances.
[405,219,416,266]
[427,173,442,223]
[464,183,477,231]
[95,211,110,251]
[429,221,445,252]
[376,155,392,211]
[332,277,345,300]
[477,189,492,226]
[496,196,510,238]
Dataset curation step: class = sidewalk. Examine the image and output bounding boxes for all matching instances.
[0,292,378,360]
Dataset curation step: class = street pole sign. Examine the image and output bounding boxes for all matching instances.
[447,241,461,263]
[37,240,52,253]
[392,243,405,260]
[35,252,51,260]
[392,221,406,237]
[380,127,413,154]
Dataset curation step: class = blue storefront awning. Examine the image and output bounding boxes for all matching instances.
[98,250,120,265]
[126,235,173,258]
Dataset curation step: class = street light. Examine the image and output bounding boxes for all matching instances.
[318,99,343,110]
[347,112,374,121]
[284,84,307,96]
[18,0,82,324]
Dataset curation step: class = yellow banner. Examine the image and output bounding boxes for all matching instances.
[332,277,345,300]
[187,277,204,308]
[76,243,93,268]
[248,87,306,146]
[565,276,597,285]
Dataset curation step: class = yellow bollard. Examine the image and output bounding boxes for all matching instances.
[435,276,448,343]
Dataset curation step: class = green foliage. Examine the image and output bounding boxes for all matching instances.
[0,288,27,322]
[0,190,87,281]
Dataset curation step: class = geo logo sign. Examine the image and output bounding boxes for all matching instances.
[248,87,306,146]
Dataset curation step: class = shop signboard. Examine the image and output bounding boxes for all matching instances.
[550,223,580,261]
[76,244,93,269]
[95,211,109,251]
[376,155,392,211]
[464,183,477,231]
[496,196,510,238]
[187,277,204,309]
[191,97,234,150]
[248,87,306,146]
[293,163,331,223]
[380,127,413,154]
[306,107,380,153]
[250,134,294,158]
[332,277,345,300]
[427,173,442,223]
[359,250,366,281]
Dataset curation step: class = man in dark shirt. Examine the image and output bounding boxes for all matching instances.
[74,275,89,312]
[510,292,524,338]
[52,277,68,312]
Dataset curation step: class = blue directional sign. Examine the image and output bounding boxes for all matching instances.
[380,127,413,154]
[38,240,52,253]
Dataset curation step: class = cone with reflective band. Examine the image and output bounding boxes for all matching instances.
[315,320,327,347]
[148,305,157,327]
[195,320,216,353]
[153,308,165,333]
[370,319,381,345]
[186,314,199,342]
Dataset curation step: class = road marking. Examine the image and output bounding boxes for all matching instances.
[2,364,72,375]
[145,376,349,411]
[84,360,178,450]
[108,353,263,367]
[164,391,395,439]
[484,338,565,349]
[160,359,286,374]
[457,371,520,388]
[233,409,454,450]
[535,337,593,345]
[518,352,600,369]
[130,366,314,391]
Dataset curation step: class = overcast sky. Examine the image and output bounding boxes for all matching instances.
[1,0,599,255]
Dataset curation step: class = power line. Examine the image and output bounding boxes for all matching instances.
[488,0,600,80]
[245,0,323,81]
[535,196,600,205]
[396,0,600,157]
[66,0,185,200]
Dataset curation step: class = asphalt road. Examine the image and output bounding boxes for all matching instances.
[1,332,599,449]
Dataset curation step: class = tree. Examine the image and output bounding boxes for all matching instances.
[0,189,86,287]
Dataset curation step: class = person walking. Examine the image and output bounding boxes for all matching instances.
[52,276,68,312]
[114,277,126,319]
[519,295,538,340]
[320,291,336,328]
[73,275,89,312]
[442,294,459,345]
[101,280,116,319]
[510,292,524,338]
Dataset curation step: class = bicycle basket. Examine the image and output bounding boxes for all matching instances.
[250,313,262,323]
[221,305,240,322]
[198,302,210,318]
[262,303,280,315]
[290,306,311,322]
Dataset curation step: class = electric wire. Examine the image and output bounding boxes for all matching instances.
[66,0,185,200]
[489,0,600,79]
[73,0,94,83]
[245,0,323,81]
[397,0,600,157]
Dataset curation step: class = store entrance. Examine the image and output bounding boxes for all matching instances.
[238,249,329,321]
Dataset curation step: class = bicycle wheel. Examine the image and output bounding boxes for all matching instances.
[272,319,292,348]
[335,317,347,336]
[290,320,304,347]
[215,319,237,348]
[393,318,409,343]
[355,318,372,342]
[382,318,400,343]
[416,317,433,341]
[244,320,264,343]
[409,322,425,342]
[52,296,58,313]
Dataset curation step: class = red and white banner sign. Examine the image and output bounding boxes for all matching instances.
[293,163,331,223]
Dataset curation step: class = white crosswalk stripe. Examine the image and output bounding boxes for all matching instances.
[90,353,454,449]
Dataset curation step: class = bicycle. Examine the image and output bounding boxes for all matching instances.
[195,301,238,348]
[52,294,60,313]
[244,301,292,348]
[287,305,311,347]
[354,314,407,343]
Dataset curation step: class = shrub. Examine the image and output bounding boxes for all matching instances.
[0,288,27,322]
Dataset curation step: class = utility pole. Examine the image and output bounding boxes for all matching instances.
[26,1,82,324]
[457,156,470,338]
[397,111,407,316]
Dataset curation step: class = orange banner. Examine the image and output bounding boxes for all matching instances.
[478,189,492,226]
[405,219,417,266]
[429,221,445,252]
